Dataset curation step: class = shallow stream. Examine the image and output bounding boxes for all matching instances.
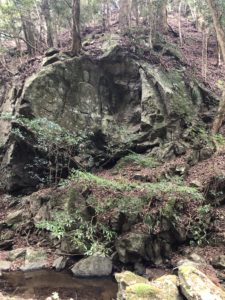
[0,270,118,300]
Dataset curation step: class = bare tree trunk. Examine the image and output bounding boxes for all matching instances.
[102,0,107,31]
[178,0,183,46]
[132,0,139,26]
[207,0,225,62]
[41,0,54,48]
[21,15,36,56]
[148,0,156,49]
[71,0,81,56]
[119,0,132,32]
[202,28,209,79]
[156,0,168,34]
[207,0,225,134]
[212,91,225,134]
[217,44,222,66]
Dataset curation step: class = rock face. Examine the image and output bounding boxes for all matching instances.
[115,271,181,300]
[0,46,217,192]
[178,261,225,300]
[71,256,112,277]
[116,266,225,300]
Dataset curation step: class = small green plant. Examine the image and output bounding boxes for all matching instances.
[190,204,211,246]
[117,152,160,169]
[0,112,15,120]
[213,133,225,146]
[36,211,73,240]
[70,170,134,191]
[36,209,117,256]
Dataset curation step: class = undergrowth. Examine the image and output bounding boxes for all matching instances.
[116,152,160,169]
[39,169,207,253]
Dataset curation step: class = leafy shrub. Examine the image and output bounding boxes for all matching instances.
[36,209,117,256]
[190,204,211,246]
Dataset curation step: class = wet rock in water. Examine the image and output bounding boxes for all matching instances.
[0,260,11,271]
[20,247,47,271]
[5,210,23,227]
[8,248,26,261]
[178,260,225,300]
[211,255,225,270]
[115,271,181,300]
[53,256,68,271]
[71,256,112,277]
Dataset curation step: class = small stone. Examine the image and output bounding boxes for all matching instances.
[8,248,26,261]
[189,180,203,189]
[188,253,206,264]
[0,260,11,271]
[5,210,23,227]
[211,255,225,270]
[20,261,46,271]
[20,247,47,271]
[53,256,67,271]
[71,256,112,277]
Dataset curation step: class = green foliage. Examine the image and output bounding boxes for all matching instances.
[0,112,15,120]
[69,169,133,191]
[160,197,177,220]
[36,211,73,240]
[117,152,160,169]
[87,194,149,218]
[80,0,102,26]
[190,204,211,246]
[69,170,203,201]
[213,133,225,146]
[36,208,117,256]
[18,117,85,148]
[145,176,203,201]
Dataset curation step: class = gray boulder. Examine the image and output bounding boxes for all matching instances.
[71,256,112,277]
[20,247,47,271]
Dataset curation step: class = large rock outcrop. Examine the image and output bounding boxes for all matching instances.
[0,46,217,192]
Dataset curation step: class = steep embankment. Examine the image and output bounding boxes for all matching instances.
[0,17,225,300]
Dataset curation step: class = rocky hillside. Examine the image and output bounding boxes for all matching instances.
[0,23,225,300]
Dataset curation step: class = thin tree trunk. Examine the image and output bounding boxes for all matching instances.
[21,15,36,56]
[156,0,168,34]
[71,0,81,56]
[207,0,225,62]
[202,28,209,79]
[41,0,54,48]
[119,0,132,32]
[207,0,225,134]
[212,91,225,134]
[178,0,183,46]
